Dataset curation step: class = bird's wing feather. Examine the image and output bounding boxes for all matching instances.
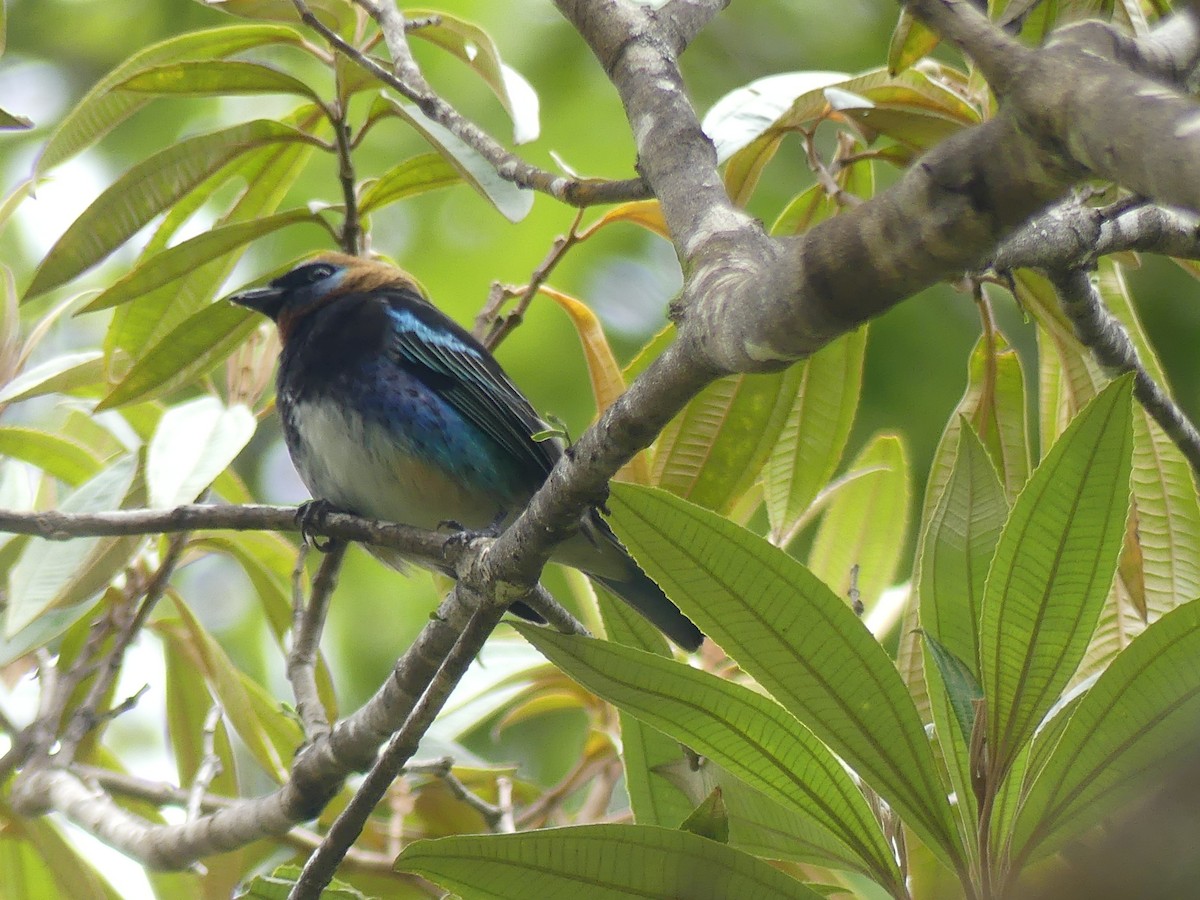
[381,288,560,480]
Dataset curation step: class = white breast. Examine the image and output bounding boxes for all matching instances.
[286,398,497,530]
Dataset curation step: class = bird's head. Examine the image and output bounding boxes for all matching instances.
[228,252,423,337]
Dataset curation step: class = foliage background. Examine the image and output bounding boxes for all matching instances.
[4,0,1200,896]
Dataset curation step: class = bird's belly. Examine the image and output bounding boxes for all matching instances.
[284,397,509,530]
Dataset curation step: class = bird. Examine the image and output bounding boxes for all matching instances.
[228,252,703,651]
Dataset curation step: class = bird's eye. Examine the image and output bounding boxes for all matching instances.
[304,264,335,283]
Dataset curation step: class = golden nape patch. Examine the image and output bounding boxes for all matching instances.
[311,251,424,297]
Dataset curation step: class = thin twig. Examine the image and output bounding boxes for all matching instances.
[1050,267,1200,477]
[332,103,361,255]
[289,0,647,206]
[290,593,508,899]
[187,706,225,822]
[56,534,188,764]
[405,756,505,828]
[288,542,346,740]
[474,209,587,348]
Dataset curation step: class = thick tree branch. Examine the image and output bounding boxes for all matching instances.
[994,198,1200,271]
[903,0,1031,94]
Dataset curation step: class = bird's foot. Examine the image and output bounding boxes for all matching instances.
[295,499,341,552]
[440,510,508,553]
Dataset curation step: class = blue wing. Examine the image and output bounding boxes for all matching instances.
[381,287,560,484]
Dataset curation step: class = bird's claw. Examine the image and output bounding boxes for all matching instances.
[296,499,339,552]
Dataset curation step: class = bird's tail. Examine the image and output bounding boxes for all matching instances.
[591,567,704,652]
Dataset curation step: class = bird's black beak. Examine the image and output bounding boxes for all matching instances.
[228,285,285,320]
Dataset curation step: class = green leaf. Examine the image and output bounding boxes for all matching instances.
[1013,597,1200,863]
[923,632,984,745]
[35,24,305,175]
[519,626,899,887]
[590,577,698,827]
[608,483,963,867]
[952,331,1031,501]
[147,397,255,507]
[888,9,940,74]
[0,108,32,130]
[105,107,322,361]
[715,68,979,183]
[0,427,102,484]
[235,864,370,899]
[115,60,320,100]
[358,153,462,214]
[97,301,259,410]
[1076,260,1200,680]
[6,455,140,636]
[380,98,533,223]
[764,329,865,545]
[703,71,849,163]
[204,0,357,34]
[652,368,804,514]
[164,629,238,793]
[0,351,104,404]
[26,119,318,299]
[396,824,826,900]
[408,9,540,143]
[0,820,122,900]
[920,421,1008,674]
[807,433,910,614]
[0,598,101,667]
[980,376,1134,776]
[163,596,301,779]
[82,209,321,313]
[679,789,731,844]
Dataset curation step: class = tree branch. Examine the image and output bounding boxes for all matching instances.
[1049,267,1200,476]
[290,0,648,206]
[291,591,509,899]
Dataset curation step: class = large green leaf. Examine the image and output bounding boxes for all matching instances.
[26,120,318,299]
[0,351,104,404]
[105,108,322,361]
[82,209,322,314]
[920,421,1008,674]
[408,9,540,144]
[980,376,1134,775]
[162,596,302,780]
[608,483,963,867]
[396,825,825,900]
[807,433,910,614]
[520,626,900,888]
[358,153,462,214]
[379,99,533,223]
[97,302,259,410]
[652,368,804,514]
[6,455,141,636]
[35,24,305,175]
[1074,260,1200,681]
[916,422,1008,842]
[147,397,256,508]
[591,578,696,828]
[764,328,865,545]
[0,427,102,485]
[1013,597,1200,863]
[114,60,320,100]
